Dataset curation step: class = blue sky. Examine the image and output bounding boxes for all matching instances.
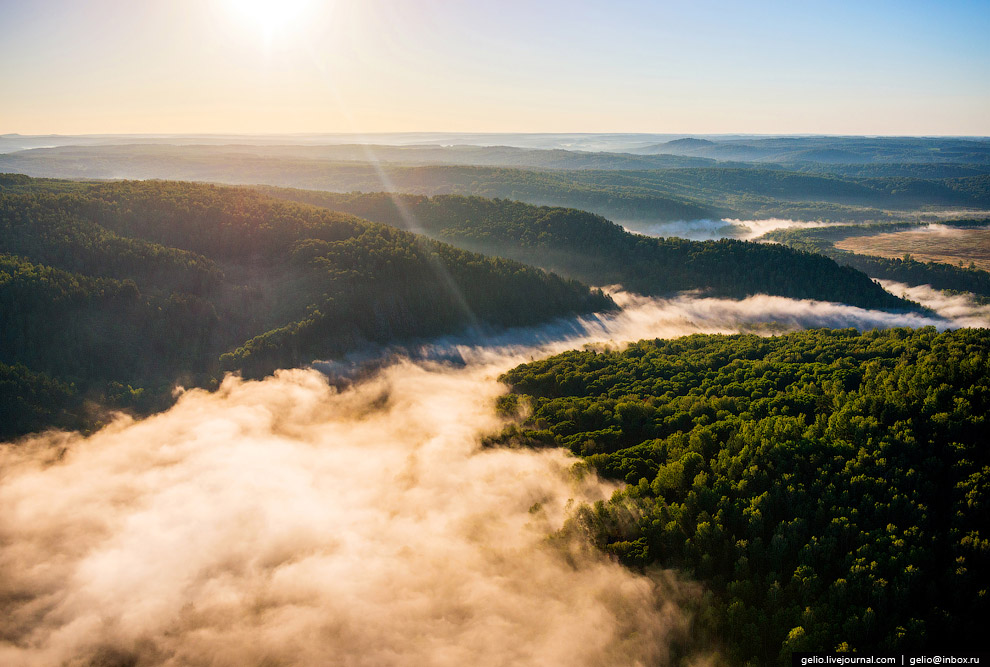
[1,0,988,134]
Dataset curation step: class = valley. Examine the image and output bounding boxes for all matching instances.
[4,0,990,661]
[3,134,990,665]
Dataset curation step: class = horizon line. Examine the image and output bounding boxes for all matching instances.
[4,131,990,139]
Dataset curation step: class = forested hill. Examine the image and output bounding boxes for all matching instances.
[498,328,990,661]
[0,174,612,438]
[259,188,913,311]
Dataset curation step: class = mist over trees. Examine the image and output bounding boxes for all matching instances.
[2,128,990,660]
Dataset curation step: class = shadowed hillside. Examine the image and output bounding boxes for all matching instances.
[0,175,612,437]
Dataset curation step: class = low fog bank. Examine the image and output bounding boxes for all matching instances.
[879,280,990,328]
[1,363,693,667]
[912,209,990,221]
[320,290,951,380]
[622,218,845,242]
[0,291,965,666]
[917,222,990,235]
[924,223,969,235]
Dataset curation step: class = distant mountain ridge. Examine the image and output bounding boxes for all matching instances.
[3,142,989,225]
[635,135,990,165]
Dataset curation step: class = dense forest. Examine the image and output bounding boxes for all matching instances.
[789,163,990,179]
[0,175,611,438]
[498,328,990,662]
[764,222,990,298]
[260,188,914,311]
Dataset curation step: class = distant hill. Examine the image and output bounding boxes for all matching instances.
[785,148,866,163]
[4,144,989,224]
[0,145,724,222]
[0,175,611,438]
[560,167,990,213]
[661,137,716,148]
[633,135,990,166]
[259,187,916,311]
[638,141,772,160]
[0,142,717,173]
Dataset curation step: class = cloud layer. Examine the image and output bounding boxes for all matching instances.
[2,362,699,666]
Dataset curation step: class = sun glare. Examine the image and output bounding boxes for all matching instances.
[226,0,313,37]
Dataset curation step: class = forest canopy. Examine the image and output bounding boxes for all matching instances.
[0,175,611,438]
[499,327,990,662]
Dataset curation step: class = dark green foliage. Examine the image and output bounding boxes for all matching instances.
[0,362,80,439]
[262,189,914,310]
[0,253,201,381]
[0,172,95,195]
[836,254,990,298]
[0,176,611,437]
[0,192,223,294]
[218,224,611,378]
[792,163,990,179]
[500,328,990,661]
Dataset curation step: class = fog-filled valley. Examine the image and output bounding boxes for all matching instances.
[5,0,990,658]
[1,342,694,667]
[3,132,990,664]
[3,281,984,666]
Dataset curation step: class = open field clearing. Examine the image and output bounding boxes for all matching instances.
[835,226,990,270]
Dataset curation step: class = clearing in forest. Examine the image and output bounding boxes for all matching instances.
[835,226,990,271]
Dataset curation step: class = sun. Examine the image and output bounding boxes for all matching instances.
[226,0,314,38]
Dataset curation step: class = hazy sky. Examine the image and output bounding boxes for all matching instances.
[1,0,988,135]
